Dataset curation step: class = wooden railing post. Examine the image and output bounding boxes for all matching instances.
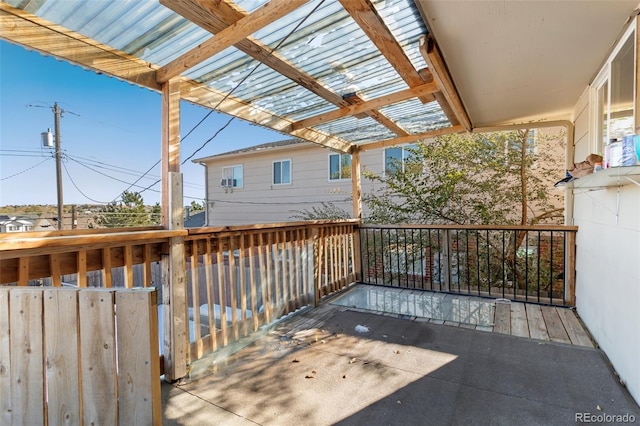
[352,223,362,283]
[162,171,188,382]
[312,227,320,307]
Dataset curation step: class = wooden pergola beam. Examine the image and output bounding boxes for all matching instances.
[291,81,438,130]
[157,0,309,83]
[359,124,465,151]
[160,0,406,140]
[420,35,472,131]
[340,0,435,104]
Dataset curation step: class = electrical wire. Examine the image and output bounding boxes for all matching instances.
[1,158,51,181]
[180,0,327,165]
[62,161,111,203]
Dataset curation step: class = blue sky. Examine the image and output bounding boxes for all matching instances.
[0,40,284,206]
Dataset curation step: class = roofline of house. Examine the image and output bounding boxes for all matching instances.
[192,138,340,164]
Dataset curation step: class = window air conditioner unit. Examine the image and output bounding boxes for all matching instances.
[220,178,236,187]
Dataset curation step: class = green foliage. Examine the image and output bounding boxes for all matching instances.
[95,191,160,228]
[364,129,564,225]
[291,202,351,221]
[189,200,204,211]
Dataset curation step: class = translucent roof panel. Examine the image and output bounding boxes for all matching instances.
[378,99,451,134]
[4,0,458,147]
[316,117,397,144]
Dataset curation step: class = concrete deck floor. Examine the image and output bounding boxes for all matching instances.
[162,301,640,425]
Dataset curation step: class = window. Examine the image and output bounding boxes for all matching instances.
[329,153,351,180]
[273,160,291,185]
[221,165,243,188]
[592,26,635,154]
[384,145,418,174]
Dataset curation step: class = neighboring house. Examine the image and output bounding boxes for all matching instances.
[184,209,206,228]
[194,130,564,226]
[0,215,35,232]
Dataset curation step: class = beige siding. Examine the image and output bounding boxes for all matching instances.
[205,144,359,225]
[570,46,640,404]
[572,86,592,162]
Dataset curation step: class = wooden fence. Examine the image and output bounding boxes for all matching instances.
[0,221,360,380]
[183,221,358,363]
[0,287,161,425]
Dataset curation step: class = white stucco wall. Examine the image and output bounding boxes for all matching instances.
[572,87,640,404]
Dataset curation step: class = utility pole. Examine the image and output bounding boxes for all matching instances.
[53,103,64,230]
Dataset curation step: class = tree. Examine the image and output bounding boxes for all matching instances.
[363,129,565,292]
[290,202,351,221]
[189,200,204,212]
[95,191,159,228]
[364,129,564,225]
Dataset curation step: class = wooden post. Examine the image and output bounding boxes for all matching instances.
[351,147,362,220]
[160,78,187,381]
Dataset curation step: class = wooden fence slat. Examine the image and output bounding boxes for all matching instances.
[273,232,282,316]
[143,244,152,287]
[124,245,133,288]
[18,257,29,286]
[190,243,203,359]
[228,236,239,340]
[116,289,161,425]
[0,288,11,425]
[239,233,248,336]
[44,288,81,425]
[216,238,228,346]
[204,239,217,351]
[50,253,62,287]
[77,249,87,287]
[102,247,113,288]
[258,232,271,324]
[248,233,259,332]
[265,232,274,321]
[79,289,117,426]
[9,289,45,425]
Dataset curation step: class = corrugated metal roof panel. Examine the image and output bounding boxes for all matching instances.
[3,0,454,146]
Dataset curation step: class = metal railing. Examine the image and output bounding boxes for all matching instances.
[359,224,577,306]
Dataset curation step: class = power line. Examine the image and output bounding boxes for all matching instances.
[62,161,110,203]
[179,0,327,165]
[1,158,52,181]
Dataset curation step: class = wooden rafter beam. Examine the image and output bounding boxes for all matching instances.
[291,81,438,130]
[358,125,465,152]
[419,35,472,131]
[157,0,309,83]
[339,0,435,104]
[160,0,407,138]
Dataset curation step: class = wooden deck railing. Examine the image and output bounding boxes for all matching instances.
[0,221,576,392]
[0,221,359,376]
[183,220,358,363]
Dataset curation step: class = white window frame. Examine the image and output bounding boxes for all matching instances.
[590,22,636,155]
[272,159,292,185]
[328,153,352,181]
[221,164,243,188]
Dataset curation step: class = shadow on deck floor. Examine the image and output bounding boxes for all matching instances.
[162,290,639,425]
